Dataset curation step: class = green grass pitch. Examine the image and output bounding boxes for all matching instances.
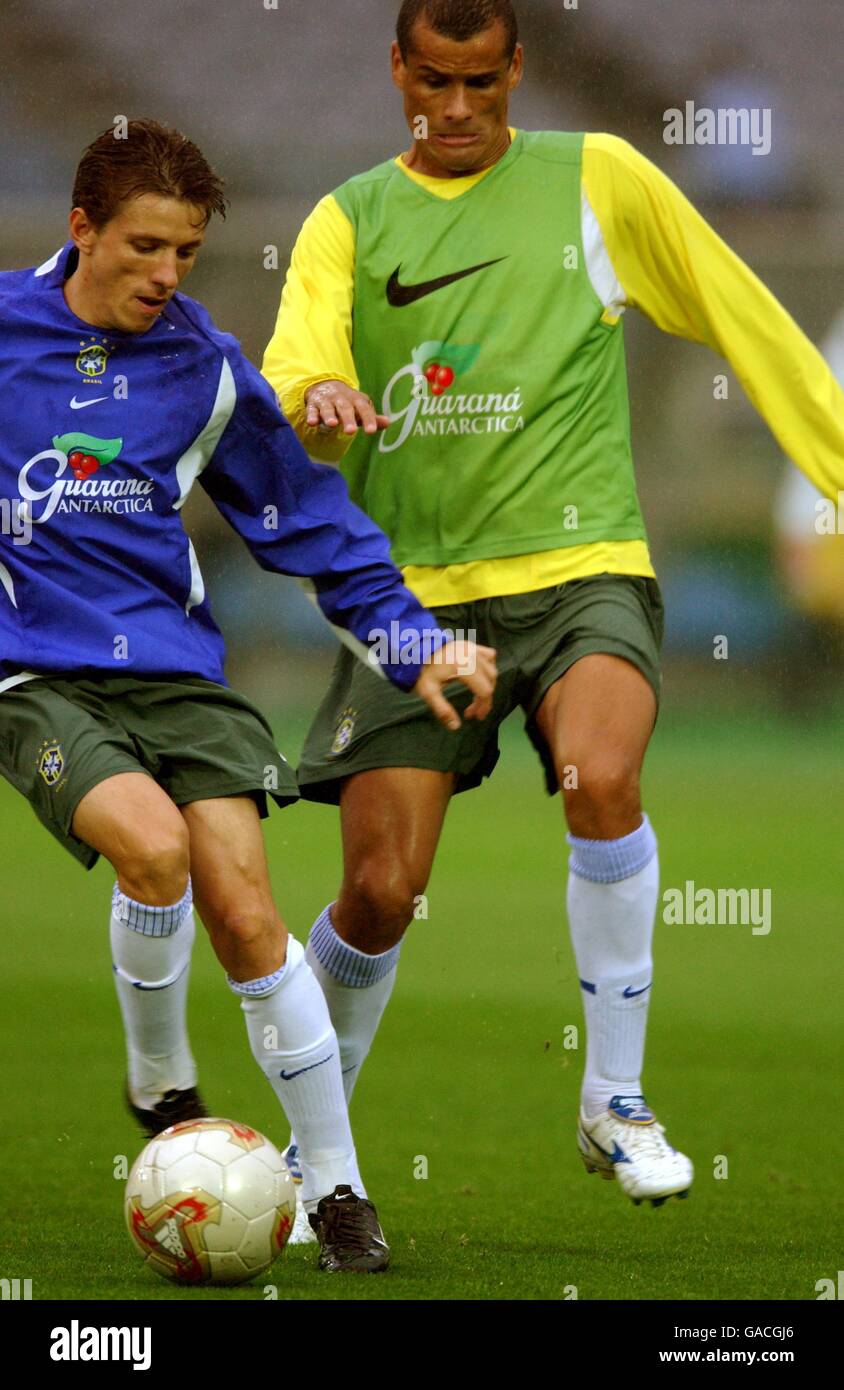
[0,704,840,1301]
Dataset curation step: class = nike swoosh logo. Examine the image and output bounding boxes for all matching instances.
[605,1142,631,1164]
[386,257,506,307]
[584,1130,632,1165]
[70,395,109,409]
[623,983,652,998]
[279,1053,334,1081]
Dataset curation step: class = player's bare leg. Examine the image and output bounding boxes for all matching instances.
[277,768,453,1241]
[182,794,388,1270]
[336,766,454,943]
[312,766,454,1096]
[534,654,693,1205]
[535,654,653,841]
[180,795,286,981]
[73,773,203,1134]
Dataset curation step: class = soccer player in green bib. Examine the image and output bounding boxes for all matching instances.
[263,0,844,1219]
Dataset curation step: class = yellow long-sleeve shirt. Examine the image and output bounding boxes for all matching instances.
[263,131,844,607]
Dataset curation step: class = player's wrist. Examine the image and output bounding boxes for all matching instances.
[305,378,347,404]
[368,622,452,693]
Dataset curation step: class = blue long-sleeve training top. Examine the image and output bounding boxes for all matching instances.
[0,242,445,693]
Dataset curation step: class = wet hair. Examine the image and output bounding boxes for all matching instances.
[71,118,227,228]
[397,0,519,62]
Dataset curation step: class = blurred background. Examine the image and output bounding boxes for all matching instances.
[2,2,843,1303]
[2,0,844,717]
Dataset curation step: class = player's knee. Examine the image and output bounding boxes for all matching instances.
[563,754,641,838]
[341,858,421,947]
[118,819,191,905]
[212,897,281,952]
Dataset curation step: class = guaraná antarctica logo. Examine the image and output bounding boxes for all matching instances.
[379,340,525,453]
[16,434,156,523]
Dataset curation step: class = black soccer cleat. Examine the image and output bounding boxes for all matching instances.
[125,1082,208,1139]
[308,1184,390,1273]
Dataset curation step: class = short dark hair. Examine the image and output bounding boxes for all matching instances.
[397,0,519,62]
[71,119,228,230]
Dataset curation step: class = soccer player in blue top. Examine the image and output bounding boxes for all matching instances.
[0,119,496,1274]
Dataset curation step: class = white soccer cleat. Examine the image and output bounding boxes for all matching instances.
[577,1095,693,1206]
[283,1143,317,1245]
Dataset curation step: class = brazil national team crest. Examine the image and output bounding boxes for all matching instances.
[75,336,112,379]
[37,740,65,788]
[330,708,358,757]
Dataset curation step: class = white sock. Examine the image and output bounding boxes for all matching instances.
[228,936,364,1207]
[306,903,401,1104]
[110,882,198,1108]
[566,816,658,1119]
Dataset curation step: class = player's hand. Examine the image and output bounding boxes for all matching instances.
[305,380,390,437]
[412,640,498,733]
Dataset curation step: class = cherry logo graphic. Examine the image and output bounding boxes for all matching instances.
[68,450,101,480]
[424,362,456,397]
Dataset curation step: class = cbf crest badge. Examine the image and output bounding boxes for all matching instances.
[75,336,112,379]
[37,740,66,788]
[330,708,358,757]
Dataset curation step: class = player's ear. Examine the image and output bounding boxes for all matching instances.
[390,40,407,90]
[508,44,524,91]
[69,206,99,255]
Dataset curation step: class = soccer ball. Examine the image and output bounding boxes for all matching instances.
[125,1118,296,1285]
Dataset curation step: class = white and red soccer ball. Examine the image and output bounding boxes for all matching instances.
[125,1119,296,1286]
